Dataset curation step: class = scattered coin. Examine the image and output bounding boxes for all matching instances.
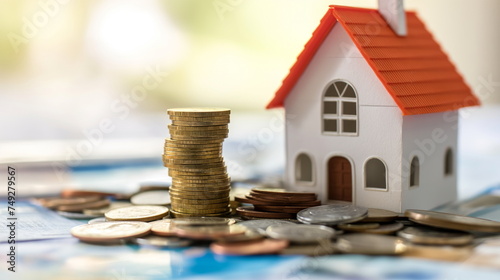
[175,224,247,240]
[266,224,335,244]
[210,239,289,255]
[131,190,171,206]
[405,209,500,232]
[57,198,110,212]
[40,195,103,209]
[57,211,101,219]
[71,221,151,243]
[338,223,380,232]
[60,189,131,200]
[216,230,264,244]
[237,219,297,234]
[88,217,108,224]
[237,206,296,219]
[362,222,404,235]
[297,203,368,225]
[134,235,192,248]
[280,240,336,256]
[336,234,408,255]
[404,244,473,262]
[398,226,473,245]
[171,217,236,226]
[83,202,133,216]
[149,219,178,237]
[105,205,169,222]
[361,208,400,222]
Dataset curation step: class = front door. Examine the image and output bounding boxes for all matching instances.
[327,156,352,202]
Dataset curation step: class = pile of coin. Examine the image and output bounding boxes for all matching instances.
[235,188,321,219]
[164,108,231,217]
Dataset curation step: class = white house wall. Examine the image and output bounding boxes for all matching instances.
[283,23,405,212]
[401,111,459,210]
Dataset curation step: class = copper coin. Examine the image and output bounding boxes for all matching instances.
[40,195,103,209]
[150,219,178,237]
[254,205,310,214]
[236,206,296,219]
[57,199,110,212]
[251,188,315,196]
[60,190,131,200]
[175,224,247,240]
[210,239,289,255]
[244,195,321,206]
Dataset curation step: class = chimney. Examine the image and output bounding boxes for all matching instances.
[378,0,407,36]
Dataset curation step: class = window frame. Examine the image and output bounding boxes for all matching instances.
[364,157,389,191]
[444,148,453,176]
[322,80,359,136]
[295,153,315,185]
[410,156,420,187]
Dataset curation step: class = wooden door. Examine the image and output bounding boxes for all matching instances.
[327,156,352,202]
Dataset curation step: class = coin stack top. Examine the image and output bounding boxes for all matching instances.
[164,108,231,217]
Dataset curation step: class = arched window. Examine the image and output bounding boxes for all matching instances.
[410,156,420,187]
[295,153,313,183]
[322,80,358,135]
[445,148,453,175]
[365,158,387,189]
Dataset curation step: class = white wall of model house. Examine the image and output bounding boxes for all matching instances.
[283,23,458,212]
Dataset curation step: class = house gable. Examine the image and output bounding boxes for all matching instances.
[267,5,480,115]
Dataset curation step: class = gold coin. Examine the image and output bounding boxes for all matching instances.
[167,108,230,117]
[362,208,400,223]
[170,209,231,218]
[165,140,221,148]
[169,115,230,121]
[163,155,222,161]
[169,192,230,200]
[338,223,381,232]
[171,201,229,210]
[171,184,230,191]
[57,199,110,212]
[71,221,151,243]
[171,121,229,127]
[105,205,169,222]
[164,160,224,167]
[170,174,230,180]
[169,187,230,194]
[164,147,221,153]
[172,217,236,226]
[170,135,228,141]
[165,162,225,169]
[172,177,231,184]
[170,206,230,215]
[168,170,227,177]
[169,129,229,135]
[166,139,224,144]
[170,197,230,205]
[406,209,500,232]
[168,124,228,131]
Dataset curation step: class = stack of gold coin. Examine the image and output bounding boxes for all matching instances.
[164,108,231,217]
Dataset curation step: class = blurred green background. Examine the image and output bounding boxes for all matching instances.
[0,0,498,142]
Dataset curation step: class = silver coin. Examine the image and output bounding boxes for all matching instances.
[134,235,192,247]
[88,217,108,224]
[171,217,235,226]
[336,234,408,255]
[406,209,500,232]
[397,227,473,245]
[266,224,335,244]
[237,219,296,234]
[297,203,368,225]
[131,190,171,206]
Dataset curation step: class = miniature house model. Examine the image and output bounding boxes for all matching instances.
[267,1,480,212]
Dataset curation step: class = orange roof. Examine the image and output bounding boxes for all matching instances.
[266,6,479,115]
